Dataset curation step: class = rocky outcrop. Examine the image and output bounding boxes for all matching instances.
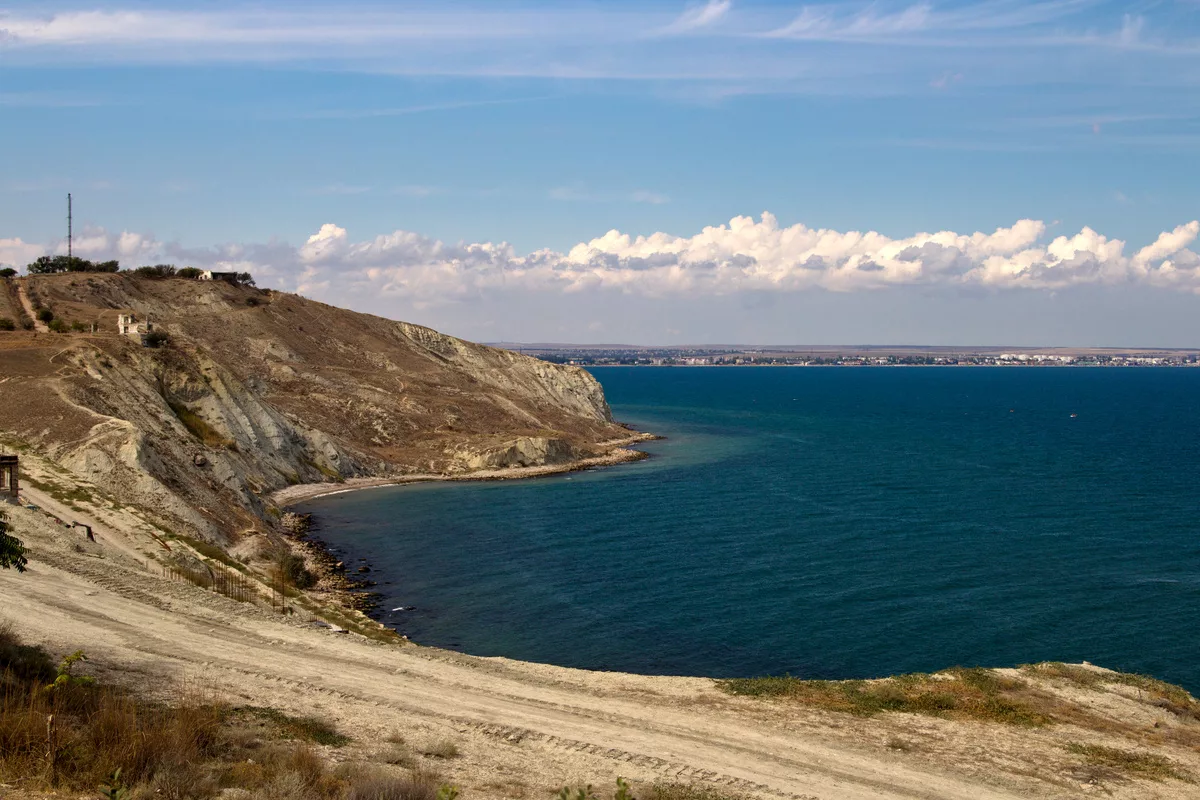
[462,437,582,470]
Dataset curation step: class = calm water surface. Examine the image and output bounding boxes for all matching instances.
[300,368,1200,688]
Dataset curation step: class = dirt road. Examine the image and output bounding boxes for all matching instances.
[15,282,48,332]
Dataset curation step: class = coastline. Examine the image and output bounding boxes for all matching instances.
[271,431,660,508]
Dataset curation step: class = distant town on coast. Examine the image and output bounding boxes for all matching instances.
[506,344,1200,368]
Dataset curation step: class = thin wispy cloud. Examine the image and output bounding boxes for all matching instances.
[1,2,1195,82]
[285,96,554,121]
[659,0,733,34]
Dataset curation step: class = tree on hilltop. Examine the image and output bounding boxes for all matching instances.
[26,255,119,274]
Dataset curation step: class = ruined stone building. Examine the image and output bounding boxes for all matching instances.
[0,455,18,504]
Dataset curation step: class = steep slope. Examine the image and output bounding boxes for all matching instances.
[0,273,643,541]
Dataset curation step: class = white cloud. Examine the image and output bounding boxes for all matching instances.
[8,214,1200,301]
[0,237,43,269]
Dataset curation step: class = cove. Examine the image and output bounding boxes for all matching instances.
[297,367,1200,688]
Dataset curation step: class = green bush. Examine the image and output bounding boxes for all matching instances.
[47,319,69,333]
[177,267,204,279]
[0,268,15,278]
[134,265,176,279]
[36,307,54,322]
[144,330,170,348]
[276,551,316,590]
[0,318,15,331]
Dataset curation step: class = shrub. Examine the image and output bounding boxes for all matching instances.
[36,307,54,322]
[0,267,16,278]
[0,318,13,331]
[276,551,317,590]
[70,321,88,332]
[177,267,204,279]
[47,318,69,333]
[143,330,170,348]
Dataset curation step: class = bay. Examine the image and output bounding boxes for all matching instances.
[298,367,1200,688]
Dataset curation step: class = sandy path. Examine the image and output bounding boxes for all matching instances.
[0,505,1041,800]
[16,282,48,332]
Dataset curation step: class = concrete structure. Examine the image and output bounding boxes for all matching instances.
[117,314,154,336]
[0,455,18,504]
[199,270,239,283]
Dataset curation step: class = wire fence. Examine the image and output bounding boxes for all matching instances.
[163,561,252,603]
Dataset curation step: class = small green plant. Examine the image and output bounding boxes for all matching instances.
[98,767,128,800]
[45,650,96,691]
[47,318,69,333]
[437,785,461,800]
[0,317,15,331]
[559,786,597,800]
[36,307,54,322]
[615,778,636,800]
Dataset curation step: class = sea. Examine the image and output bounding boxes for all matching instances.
[297,367,1200,689]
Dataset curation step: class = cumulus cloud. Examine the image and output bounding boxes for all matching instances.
[6,215,1200,304]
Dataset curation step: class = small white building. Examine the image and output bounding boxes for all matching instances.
[199,270,239,283]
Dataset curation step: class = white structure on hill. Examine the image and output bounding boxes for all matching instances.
[117,314,154,336]
[199,270,239,282]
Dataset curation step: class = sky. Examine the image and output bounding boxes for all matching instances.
[1,0,1199,346]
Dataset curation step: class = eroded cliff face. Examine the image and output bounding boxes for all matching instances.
[0,274,635,540]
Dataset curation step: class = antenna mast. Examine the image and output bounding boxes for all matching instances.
[67,193,73,260]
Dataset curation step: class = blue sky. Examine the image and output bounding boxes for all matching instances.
[2,1,1199,344]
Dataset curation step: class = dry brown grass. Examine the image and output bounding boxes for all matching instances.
[718,667,1052,726]
[342,765,442,800]
[416,738,460,759]
[1065,742,1191,783]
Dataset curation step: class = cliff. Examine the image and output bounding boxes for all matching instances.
[0,273,642,541]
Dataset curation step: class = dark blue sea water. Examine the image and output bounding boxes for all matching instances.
[299,368,1200,689]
